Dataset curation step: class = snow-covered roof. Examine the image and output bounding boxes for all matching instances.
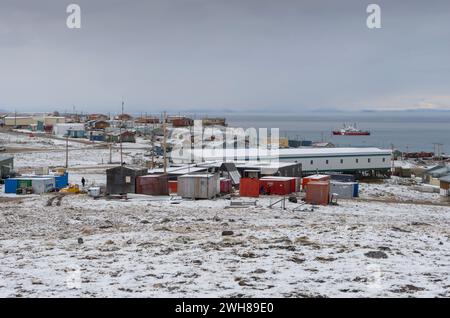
[180,147,391,161]
[440,175,450,183]
[148,166,207,175]
[425,165,450,177]
[198,160,299,169]
[277,147,391,157]
[0,155,14,162]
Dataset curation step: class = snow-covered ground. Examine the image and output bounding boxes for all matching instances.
[0,131,76,150]
[1,130,449,298]
[0,193,449,298]
[359,177,441,203]
[0,130,152,170]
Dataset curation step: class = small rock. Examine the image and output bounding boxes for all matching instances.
[105,240,114,245]
[364,251,388,259]
[252,269,267,274]
[315,256,337,262]
[77,238,84,244]
[99,221,113,229]
[31,278,43,285]
[222,231,234,236]
[140,220,150,224]
[288,196,298,203]
[391,227,411,233]
[289,256,305,264]
[241,252,257,258]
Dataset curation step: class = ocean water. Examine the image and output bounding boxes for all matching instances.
[224,112,450,153]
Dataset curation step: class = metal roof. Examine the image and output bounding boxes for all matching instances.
[425,165,450,177]
[440,175,450,183]
[0,155,13,162]
[177,147,392,162]
[106,165,147,172]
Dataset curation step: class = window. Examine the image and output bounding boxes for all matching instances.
[368,158,371,163]
[326,160,329,164]
[310,160,314,165]
[340,159,344,164]
[356,158,359,163]
[382,158,386,162]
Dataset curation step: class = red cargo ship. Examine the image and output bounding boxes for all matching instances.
[332,123,370,136]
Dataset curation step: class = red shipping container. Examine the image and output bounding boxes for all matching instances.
[239,178,260,197]
[220,178,232,193]
[136,174,168,195]
[168,180,178,194]
[259,177,292,196]
[305,181,330,205]
[302,174,330,189]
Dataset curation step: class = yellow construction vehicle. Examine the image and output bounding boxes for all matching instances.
[59,184,80,194]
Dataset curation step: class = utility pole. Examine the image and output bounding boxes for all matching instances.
[163,111,167,174]
[391,143,395,171]
[151,132,155,169]
[65,135,69,168]
[120,101,124,166]
[109,143,112,164]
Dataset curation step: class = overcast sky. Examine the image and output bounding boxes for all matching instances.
[1,0,450,114]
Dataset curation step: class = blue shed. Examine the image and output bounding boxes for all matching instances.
[54,173,69,190]
[90,134,105,142]
[353,183,359,197]
[5,178,18,193]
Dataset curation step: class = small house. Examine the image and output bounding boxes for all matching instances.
[53,123,85,136]
[93,120,110,130]
[202,117,226,127]
[423,165,450,186]
[88,114,109,121]
[115,113,133,121]
[106,165,148,194]
[106,130,136,143]
[67,129,86,138]
[167,116,194,127]
[88,130,106,142]
[0,155,14,179]
[440,175,450,197]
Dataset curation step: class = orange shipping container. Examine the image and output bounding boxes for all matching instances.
[305,181,330,205]
[259,177,293,195]
[136,175,169,195]
[239,178,260,197]
[168,180,178,194]
[302,174,330,190]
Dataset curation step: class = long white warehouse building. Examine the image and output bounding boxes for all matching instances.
[172,147,392,175]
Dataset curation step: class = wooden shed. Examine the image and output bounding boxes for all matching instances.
[106,165,148,194]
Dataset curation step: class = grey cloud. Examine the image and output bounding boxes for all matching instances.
[1,0,449,113]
